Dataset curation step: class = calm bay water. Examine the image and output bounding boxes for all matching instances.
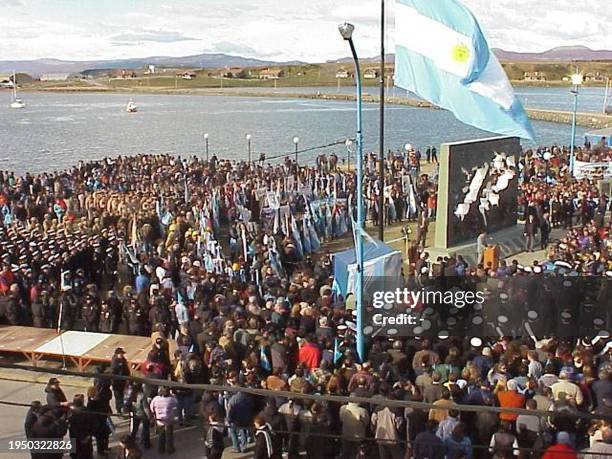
[0,91,588,174]
[254,84,609,113]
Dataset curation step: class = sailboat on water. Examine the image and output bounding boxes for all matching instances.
[9,70,25,109]
[125,99,137,113]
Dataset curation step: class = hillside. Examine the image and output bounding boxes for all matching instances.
[493,46,612,62]
[0,53,305,76]
[4,45,612,76]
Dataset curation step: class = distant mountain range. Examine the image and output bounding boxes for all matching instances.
[1,45,611,76]
[331,46,612,65]
[492,45,612,62]
[0,53,305,76]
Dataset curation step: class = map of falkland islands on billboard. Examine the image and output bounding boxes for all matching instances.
[445,137,521,247]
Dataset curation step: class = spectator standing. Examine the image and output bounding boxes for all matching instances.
[583,426,612,459]
[489,421,519,459]
[524,214,538,252]
[339,397,369,459]
[68,395,96,459]
[371,399,405,459]
[125,382,152,450]
[414,420,445,459]
[149,387,178,454]
[111,347,131,414]
[204,411,226,459]
[444,424,473,459]
[254,414,282,459]
[541,432,577,459]
[497,380,526,427]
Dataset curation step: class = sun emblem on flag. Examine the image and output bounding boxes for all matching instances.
[452,43,470,63]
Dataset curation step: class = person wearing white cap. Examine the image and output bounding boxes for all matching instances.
[551,370,583,406]
[497,379,525,424]
[315,316,333,341]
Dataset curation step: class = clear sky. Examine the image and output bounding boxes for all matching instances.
[1,0,610,62]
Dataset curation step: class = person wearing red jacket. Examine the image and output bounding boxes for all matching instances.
[497,380,526,423]
[542,432,577,459]
[297,336,321,370]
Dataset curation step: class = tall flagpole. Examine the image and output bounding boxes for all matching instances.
[378,0,385,241]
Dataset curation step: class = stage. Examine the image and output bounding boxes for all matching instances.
[0,325,175,372]
[428,224,527,266]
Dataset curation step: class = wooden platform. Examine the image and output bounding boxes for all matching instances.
[0,325,174,372]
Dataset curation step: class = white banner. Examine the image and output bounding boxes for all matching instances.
[574,160,612,179]
[266,192,280,210]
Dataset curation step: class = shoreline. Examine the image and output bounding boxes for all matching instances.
[15,85,612,129]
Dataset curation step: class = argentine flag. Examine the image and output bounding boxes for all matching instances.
[394,0,535,140]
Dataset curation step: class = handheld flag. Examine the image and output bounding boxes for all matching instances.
[333,338,343,365]
[130,214,139,249]
[184,174,189,205]
[260,346,272,371]
[394,0,535,140]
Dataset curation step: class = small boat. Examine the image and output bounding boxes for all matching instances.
[10,98,25,109]
[126,99,137,113]
[9,70,25,109]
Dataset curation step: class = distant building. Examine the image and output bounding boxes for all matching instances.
[40,73,71,81]
[335,69,351,79]
[145,64,156,74]
[364,68,379,79]
[585,72,606,82]
[221,67,246,78]
[179,71,196,80]
[0,74,13,87]
[523,71,547,81]
[115,69,137,79]
[258,68,284,79]
[68,73,87,80]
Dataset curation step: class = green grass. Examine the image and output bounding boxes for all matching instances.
[104,73,382,90]
[22,60,612,92]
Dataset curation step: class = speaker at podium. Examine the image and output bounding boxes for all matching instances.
[483,244,500,270]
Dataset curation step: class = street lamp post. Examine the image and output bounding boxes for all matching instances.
[293,136,299,165]
[204,133,209,162]
[569,73,583,175]
[338,22,365,362]
[246,134,252,165]
[378,0,385,242]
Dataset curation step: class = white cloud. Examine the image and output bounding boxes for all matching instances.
[209,41,260,57]
[0,0,609,62]
[110,30,198,44]
[0,0,24,7]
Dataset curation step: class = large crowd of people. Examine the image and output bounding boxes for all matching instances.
[5,138,612,458]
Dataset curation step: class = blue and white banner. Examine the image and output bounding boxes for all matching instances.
[394,0,535,140]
